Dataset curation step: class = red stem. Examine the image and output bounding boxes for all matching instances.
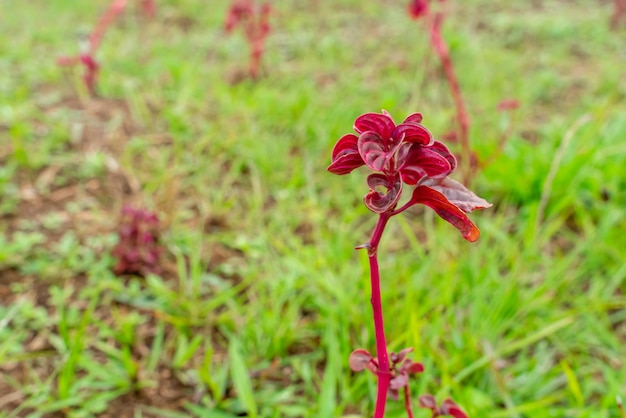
[612,0,626,28]
[90,0,129,51]
[368,213,392,418]
[403,385,415,418]
[429,2,471,182]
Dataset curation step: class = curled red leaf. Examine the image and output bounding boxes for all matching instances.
[364,174,402,213]
[408,186,480,242]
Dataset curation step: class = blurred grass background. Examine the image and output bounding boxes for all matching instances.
[1,0,626,416]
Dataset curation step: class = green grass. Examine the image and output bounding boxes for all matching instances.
[1,0,626,416]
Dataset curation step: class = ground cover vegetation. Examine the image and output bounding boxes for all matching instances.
[1,0,625,417]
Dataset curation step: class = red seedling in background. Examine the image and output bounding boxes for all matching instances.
[329,110,489,417]
[224,0,272,79]
[408,0,429,19]
[57,35,101,96]
[612,0,626,28]
[57,0,155,96]
[408,0,472,183]
[90,0,129,51]
[112,206,162,276]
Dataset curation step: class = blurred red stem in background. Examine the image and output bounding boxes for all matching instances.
[428,1,471,183]
[90,0,129,51]
[612,0,626,28]
[57,0,155,96]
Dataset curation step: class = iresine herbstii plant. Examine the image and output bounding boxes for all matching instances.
[328,111,491,418]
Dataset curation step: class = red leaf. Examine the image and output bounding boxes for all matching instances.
[328,133,364,175]
[405,360,425,374]
[420,177,492,213]
[349,349,373,372]
[409,186,480,242]
[358,131,388,171]
[418,394,437,409]
[441,399,468,418]
[395,347,414,363]
[403,112,423,124]
[353,112,396,140]
[430,140,457,172]
[389,374,409,390]
[327,153,365,175]
[393,122,433,145]
[364,174,402,213]
[381,109,396,124]
[331,133,359,160]
[400,147,452,185]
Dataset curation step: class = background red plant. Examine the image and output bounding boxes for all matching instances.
[224,0,272,79]
[612,0,626,28]
[57,0,155,96]
[408,0,472,183]
[112,206,162,276]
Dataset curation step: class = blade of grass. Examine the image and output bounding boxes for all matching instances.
[228,338,258,418]
[454,316,575,383]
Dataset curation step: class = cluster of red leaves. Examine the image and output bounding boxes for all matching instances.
[112,206,162,276]
[57,0,156,96]
[224,0,272,79]
[328,111,490,242]
[349,348,467,418]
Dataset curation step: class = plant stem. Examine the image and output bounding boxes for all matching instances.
[403,385,415,418]
[429,2,471,183]
[368,213,392,418]
[90,0,128,51]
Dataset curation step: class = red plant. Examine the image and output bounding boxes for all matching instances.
[329,111,489,417]
[112,206,162,276]
[612,0,626,28]
[408,0,471,183]
[408,0,429,19]
[224,0,272,79]
[57,0,155,96]
[57,36,101,96]
[90,0,129,51]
